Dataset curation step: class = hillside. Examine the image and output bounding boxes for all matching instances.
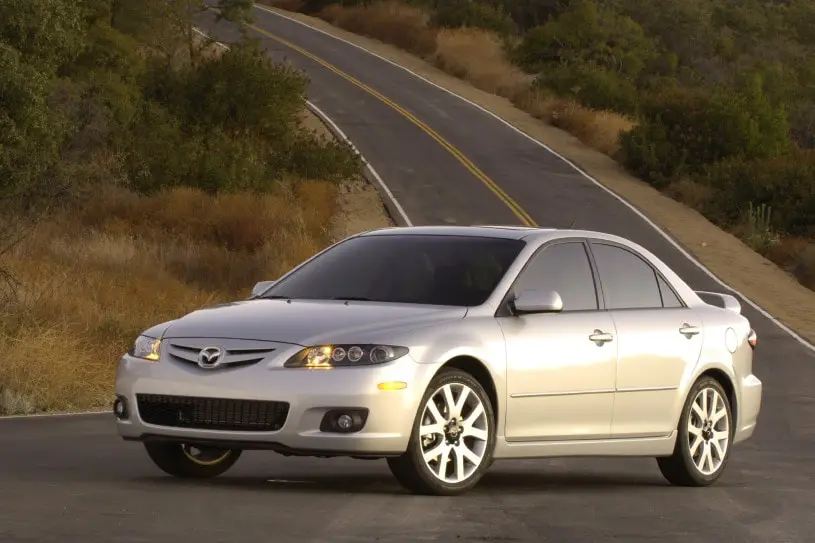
[268,0,815,292]
[0,0,390,415]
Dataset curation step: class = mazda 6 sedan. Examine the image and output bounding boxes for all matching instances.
[114,226,762,495]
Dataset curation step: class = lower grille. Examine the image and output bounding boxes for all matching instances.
[136,394,289,432]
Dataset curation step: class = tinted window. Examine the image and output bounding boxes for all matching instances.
[513,242,598,311]
[590,243,662,309]
[263,234,525,306]
[658,275,683,307]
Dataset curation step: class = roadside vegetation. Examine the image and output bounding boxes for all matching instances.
[266,0,815,292]
[0,0,366,414]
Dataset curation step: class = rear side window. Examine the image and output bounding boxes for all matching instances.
[513,241,598,311]
[590,242,663,310]
[658,275,683,308]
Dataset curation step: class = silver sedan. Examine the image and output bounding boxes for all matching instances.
[113,226,763,495]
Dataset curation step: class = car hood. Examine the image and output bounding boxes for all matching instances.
[161,298,467,345]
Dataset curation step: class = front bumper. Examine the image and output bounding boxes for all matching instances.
[114,348,434,456]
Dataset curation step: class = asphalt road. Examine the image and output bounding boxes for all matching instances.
[3,6,814,542]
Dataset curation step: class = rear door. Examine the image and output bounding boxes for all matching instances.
[587,240,704,439]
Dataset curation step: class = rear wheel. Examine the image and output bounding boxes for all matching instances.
[144,442,242,478]
[657,376,733,486]
[387,368,496,496]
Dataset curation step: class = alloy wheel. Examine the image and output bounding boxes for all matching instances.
[418,382,489,484]
[687,386,730,476]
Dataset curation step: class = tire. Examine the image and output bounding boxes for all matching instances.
[143,442,242,478]
[656,376,733,486]
[387,367,496,496]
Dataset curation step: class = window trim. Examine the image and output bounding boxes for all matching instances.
[495,237,605,317]
[586,239,688,311]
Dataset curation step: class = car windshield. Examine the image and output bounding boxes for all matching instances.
[262,234,526,306]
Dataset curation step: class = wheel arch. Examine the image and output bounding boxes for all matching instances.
[699,367,738,430]
[436,355,499,425]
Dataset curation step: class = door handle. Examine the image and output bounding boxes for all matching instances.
[679,323,700,337]
[589,330,614,345]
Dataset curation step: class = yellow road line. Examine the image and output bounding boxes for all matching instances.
[247,23,538,227]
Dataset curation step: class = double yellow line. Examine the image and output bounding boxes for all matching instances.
[246,21,538,227]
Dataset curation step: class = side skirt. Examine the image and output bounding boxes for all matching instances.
[492,431,678,460]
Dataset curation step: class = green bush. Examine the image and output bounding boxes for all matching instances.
[511,0,657,78]
[535,61,640,114]
[620,85,789,188]
[0,44,65,195]
[125,40,361,194]
[179,41,309,141]
[704,150,815,237]
[432,0,515,36]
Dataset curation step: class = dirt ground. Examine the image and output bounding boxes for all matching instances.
[274,6,815,343]
[299,107,394,242]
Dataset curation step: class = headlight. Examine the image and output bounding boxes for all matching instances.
[284,344,409,368]
[129,335,162,361]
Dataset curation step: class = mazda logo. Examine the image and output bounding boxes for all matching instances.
[197,346,223,369]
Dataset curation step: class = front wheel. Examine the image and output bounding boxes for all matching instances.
[387,368,496,496]
[656,376,733,486]
[144,442,242,478]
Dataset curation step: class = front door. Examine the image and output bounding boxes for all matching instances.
[587,240,704,438]
[499,239,618,442]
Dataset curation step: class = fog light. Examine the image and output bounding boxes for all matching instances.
[113,396,129,420]
[337,414,353,430]
[319,408,369,433]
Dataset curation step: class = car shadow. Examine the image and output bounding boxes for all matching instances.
[136,468,675,496]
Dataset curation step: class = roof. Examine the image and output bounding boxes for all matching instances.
[359,225,641,247]
[361,225,551,240]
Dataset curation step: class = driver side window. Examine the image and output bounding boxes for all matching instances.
[513,241,599,311]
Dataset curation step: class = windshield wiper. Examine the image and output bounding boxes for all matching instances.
[331,296,373,301]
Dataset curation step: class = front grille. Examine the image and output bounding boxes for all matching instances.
[137,394,289,432]
[167,341,275,369]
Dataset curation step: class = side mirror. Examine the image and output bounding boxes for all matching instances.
[512,289,563,314]
[251,280,277,298]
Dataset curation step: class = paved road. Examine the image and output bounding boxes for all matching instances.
[3,5,814,542]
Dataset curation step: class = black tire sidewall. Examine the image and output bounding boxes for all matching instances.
[144,442,242,478]
[401,368,497,495]
[675,376,733,485]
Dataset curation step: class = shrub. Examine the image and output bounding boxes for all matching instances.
[535,62,640,114]
[180,40,309,141]
[432,27,530,99]
[318,1,437,57]
[432,0,515,37]
[620,85,789,188]
[511,0,657,79]
[0,44,65,194]
[703,149,815,237]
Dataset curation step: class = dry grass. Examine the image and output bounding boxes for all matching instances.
[664,177,715,212]
[763,237,815,291]
[319,1,437,58]
[431,28,531,100]
[0,179,337,415]
[513,87,636,156]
